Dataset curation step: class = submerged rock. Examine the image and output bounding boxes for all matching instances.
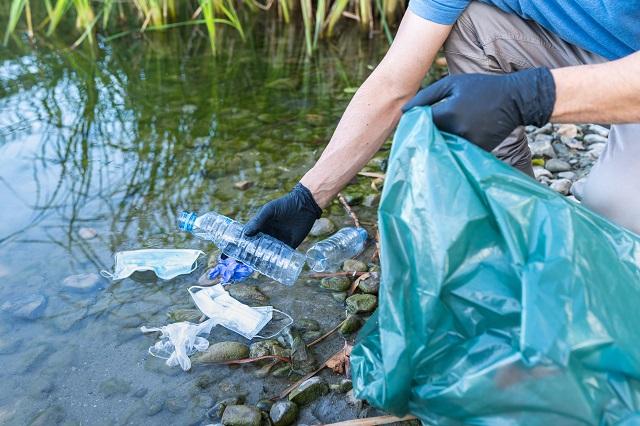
[194,341,249,363]
[270,400,298,426]
[208,396,246,420]
[342,259,368,272]
[1,294,47,320]
[330,379,353,393]
[271,364,291,377]
[288,377,329,406]
[62,273,102,292]
[249,339,288,361]
[320,276,350,292]
[339,315,363,335]
[166,308,202,323]
[309,218,336,237]
[283,327,316,375]
[302,330,322,342]
[256,399,274,412]
[296,318,320,332]
[99,377,131,397]
[29,405,65,426]
[221,405,261,426]
[227,285,268,304]
[332,292,348,303]
[345,294,377,314]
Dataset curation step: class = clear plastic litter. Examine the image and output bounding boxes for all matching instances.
[141,318,216,371]
[351,107,640,424]
[189,284,292,340]
[101,249,203,281]
[306,227,368,272]
[178,210,305,286]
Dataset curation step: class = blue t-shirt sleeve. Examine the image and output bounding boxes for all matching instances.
[408,0,470,24]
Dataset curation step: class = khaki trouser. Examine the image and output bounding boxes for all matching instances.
[443,2,640,235]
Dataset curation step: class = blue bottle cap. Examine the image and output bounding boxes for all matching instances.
[178,211,197,232]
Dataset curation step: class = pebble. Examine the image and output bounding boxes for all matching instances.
[556,124,579,138]
[330,379,353,393]
[297,318,320,332]
[270,400,298,426]
[77,227,98,239]
[288,377,329,405]
[571,178,587,199]
[309,218,336,237]
[227,285,268,304]
[320,276,351,292]
[194,341,249,363]
[339,315,363,335]
[550,179,572,195]
[99,377,131,397]
[342,259,368,272]
[587,124,609,137]
[331,292,348,303]
[165,397,186,413]
[249,339,288,360]
[560,136,585,150]
[208,396,246,420]
[1,294,47,320]
[256,399,274,412]
[166,308,202,323]
[302,330,322,342]
[221,405,262,426]
[583,134,608,145]
[557,171,576,180]
[233,180,254,190]
[529,135,556,158]
[346,294,377,314]
[357,274,379,294]
[588,143,606,159]
[544,158,571,173]
[62,273,102,292]
[271,364,291,377]
[533,166,552,180]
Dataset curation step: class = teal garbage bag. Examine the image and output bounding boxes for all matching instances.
[351,107,640,424]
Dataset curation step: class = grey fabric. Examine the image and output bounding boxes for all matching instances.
[441,2,639,234]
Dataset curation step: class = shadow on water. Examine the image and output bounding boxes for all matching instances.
[0,19,401,425]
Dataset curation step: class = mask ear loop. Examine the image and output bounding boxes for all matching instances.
[255,309,294,339]
[100,270,114,279]
[189,251,206,274]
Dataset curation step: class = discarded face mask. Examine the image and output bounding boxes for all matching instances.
[188,285,292,340]
[101,249,204,281]
[141,318,215,371]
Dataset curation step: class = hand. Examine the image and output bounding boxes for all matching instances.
[244,183,322,249]
[402,67,556,151]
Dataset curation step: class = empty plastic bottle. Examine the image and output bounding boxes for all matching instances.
[177,211,305,286]
[306,227,368,272]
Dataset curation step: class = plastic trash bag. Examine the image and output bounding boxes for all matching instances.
[141,319,215,371]
[351,107,640,424]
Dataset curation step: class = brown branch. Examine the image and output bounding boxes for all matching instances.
[348,272,370,296]
[337,192,361,228]
[308,318,345,347]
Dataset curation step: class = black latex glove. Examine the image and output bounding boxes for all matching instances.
[402,67,556,152]
[244,183,322,249]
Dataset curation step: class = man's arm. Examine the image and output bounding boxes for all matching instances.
[300,11,452,207]
[551,51,640,123]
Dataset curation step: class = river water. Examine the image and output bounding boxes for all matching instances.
[0,25,402,424]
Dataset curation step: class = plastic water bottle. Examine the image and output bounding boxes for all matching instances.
[178,211,305,286]
[306,227,368,272]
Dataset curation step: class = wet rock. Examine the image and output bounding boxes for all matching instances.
[249,339,288,361]
[222,405,261,426]
[29,405,65,426]
[545,158,571,173]
[283,327,317,375]
[550,179,572,195]
[340,315,364,335]
[529,135,556,158]
[270,400,298,426]
[533,166,552,180]
[588,143,606,159]
[320,276,351,292]
[587,124,609,138]
[556,124,579,138]
[331,292,348,303]
[296,318,320,332]
[558,171,576,181]
[271,364,291,377]
[165,397,186,413]
[234,180,254,190]
[357,274,379,294]
[584,134,608,145]
[1,294,47,320]
[166,308,202,323]
[99,377,131,397]
[346,294,377,314]
[195,341,249,363]
[309,218,336,237]
[560,136,585,150]
[77,227,98,240]
[330,379,353,393]
[62,273,102,292]
[256,399,274,412]
[288,377,329,405]
[302,330,322,342]
[227,285,268,304]
[208,396,246,420]
[342,259,368,272]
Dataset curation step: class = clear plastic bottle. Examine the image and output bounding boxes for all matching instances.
[306,227,368,272]
[177,211,305,286]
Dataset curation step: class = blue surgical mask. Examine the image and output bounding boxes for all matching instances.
[101,249,204,281]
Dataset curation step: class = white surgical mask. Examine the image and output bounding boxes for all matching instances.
[101,249,204,281]
[188,285,291,340]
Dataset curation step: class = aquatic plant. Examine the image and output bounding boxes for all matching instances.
[3,0,401,54]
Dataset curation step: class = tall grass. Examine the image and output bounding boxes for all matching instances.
[3,0,403,54]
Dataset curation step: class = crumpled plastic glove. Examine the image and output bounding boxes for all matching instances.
[402,67,556,152]
[244,182,322,249]
[208,255,253,284]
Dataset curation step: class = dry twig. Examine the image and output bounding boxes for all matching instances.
[337,192,361,228]
[308,318,346,347]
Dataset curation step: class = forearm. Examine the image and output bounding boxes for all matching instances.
[301,12,452,207]
[551,51,640,123]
